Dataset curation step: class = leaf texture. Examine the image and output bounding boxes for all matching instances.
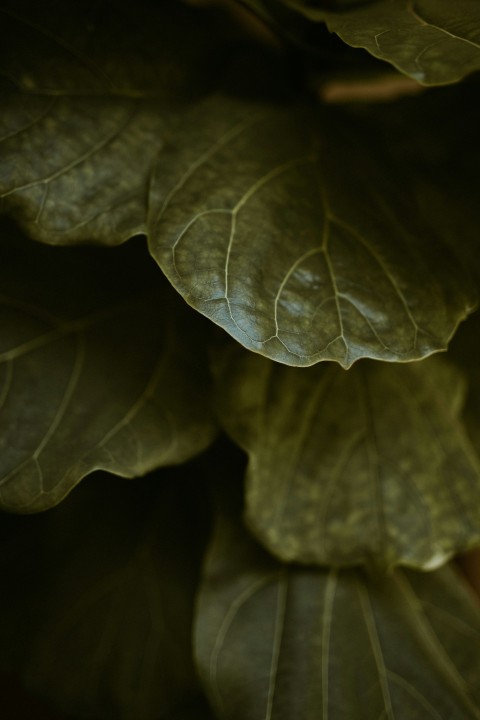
[213,344,480,568]
[0,92,171,244]
[150,96,475,367]
[0,223,216,512]
[195,496,480,719]
[0,0,266,244]
[319,0,480,86]
[0,470,212,719]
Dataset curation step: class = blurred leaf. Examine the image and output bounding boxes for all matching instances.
[0,91,171,244]
[0,0,230,96]
[150,96,475,367]
[195,492,480,719]
[213,344,480,569]
[0,221,216,512]
[0,468,212,719]
[318,0,480,86]
[449,311,480,458]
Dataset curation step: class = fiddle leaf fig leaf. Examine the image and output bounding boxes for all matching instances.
[195,497,480,719]
[0,470,212,719]
[0,223,216,512]
[0,92,170,245]
[149,95,475,367]
[318,0,480,86]
[0,0,282,245]
[213,344,480,568]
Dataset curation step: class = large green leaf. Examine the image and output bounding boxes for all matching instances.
[0,469,213,719]
[317,0,480,86]
[149,96,475,367]
[1,0,476,367]
[195,493,480,719]
[0,92,171,244]
[0,0,283,245]
[212,343,480,568]
[0,221,216,512]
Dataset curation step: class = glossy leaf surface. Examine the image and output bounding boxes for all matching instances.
[150,97,474,367]
[319,0,480,86]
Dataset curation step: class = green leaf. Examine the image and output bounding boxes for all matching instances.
[0,92,172,244]
[212,343,480,568]
[149,95,475,367]
[0,469,212,719]
[0,0,226,245]
[195,495,480,719]
[0,0,285,245]
[318,0,480,86]
[0,221,216,512]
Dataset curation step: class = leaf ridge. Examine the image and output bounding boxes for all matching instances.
[0,332,86,495]
[332,216,421,351]
[265,570,288,720]
[394,573,480,719]
[208,573,279,714]
[322,569,338,720]
[95,345,172,456]
[319,429,365,557]
[408,0,480,50]
[0,98,57,143]
[155,112,264,224]
[0,359,13,411]
[269,372,332,537]
[1,104,137,217]
[356,577,396,720]
[420,602,480,640]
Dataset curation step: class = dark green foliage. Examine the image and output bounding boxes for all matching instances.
[0,0,479,717]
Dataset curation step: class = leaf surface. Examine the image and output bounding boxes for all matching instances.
[150,97,474,367]
[0,0,274,244]
[318,0,480,86]
[0,222,216,512]
[195,495,480,719]
[213,344,480,568]
[0,470,212,719]
[0,92,171,244]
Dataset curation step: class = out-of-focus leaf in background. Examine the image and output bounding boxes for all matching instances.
[0,220,216,512]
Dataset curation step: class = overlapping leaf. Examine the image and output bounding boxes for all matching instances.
[150,96,475,367]
[0,92,173,245]
[195,495,480,719]
[0,0,273,245]
[0,0,476,366]
[316,0,480,86]
[213,344,480,568]
[0,470,213,719]
[0,222,216,512]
